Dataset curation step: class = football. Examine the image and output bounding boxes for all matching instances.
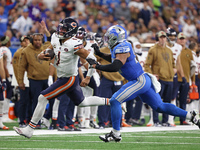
[44,48,55,60]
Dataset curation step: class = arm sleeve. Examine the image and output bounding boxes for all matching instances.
[95,59,123,72]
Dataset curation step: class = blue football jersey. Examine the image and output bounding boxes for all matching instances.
[111,41,144,81]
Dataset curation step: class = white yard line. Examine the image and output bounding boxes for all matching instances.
[0,125,199,137]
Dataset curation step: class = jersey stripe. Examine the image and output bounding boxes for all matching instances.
[44,76,75,99]
[116,74,146,103]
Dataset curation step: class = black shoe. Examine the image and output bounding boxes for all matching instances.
[68,125,81,131]
[128,118,143,126]
[57,126,73,131]
[49,120,58,130]
[90,120,99,129]
[99,131,122,142]
[162,123,174,127]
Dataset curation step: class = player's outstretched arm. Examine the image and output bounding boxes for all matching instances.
[93,53,128,72]
[91,43,111,62]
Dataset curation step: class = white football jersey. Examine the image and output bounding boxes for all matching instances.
[51,33,83,78]
[136,51,148,70]
[192,51,199,75]
[0,46,13,75]
[167,43,182,65]
[80,40,96,72]
[196,55,200,75]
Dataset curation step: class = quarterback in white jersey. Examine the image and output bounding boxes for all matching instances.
[13,17,109,138]
[51,32,82,78]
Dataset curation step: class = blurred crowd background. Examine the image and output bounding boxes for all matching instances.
[0,0,200,55]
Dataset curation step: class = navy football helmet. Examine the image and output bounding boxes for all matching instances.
[166,27,177,44]
[166,28,177,36]
[56,18,78,39]
[76,26,87,40]
[94,33,104,48]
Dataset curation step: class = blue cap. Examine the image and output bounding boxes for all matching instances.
[23,8,29,12]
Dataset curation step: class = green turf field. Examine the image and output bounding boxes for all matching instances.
[1,117,199,150]
[0,130,200,150]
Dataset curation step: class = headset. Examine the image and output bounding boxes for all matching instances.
[155,32,159,41]
[30,33,45,45]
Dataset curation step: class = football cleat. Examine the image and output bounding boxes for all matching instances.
[190,110,200,128]
[49,119,57,130]
[68,124,81,131]
[13,126,33,138]
[0,125,9,130]
[57,126,73,131]
[99,131,122,142]
[41,117,50,128]
[90,119,99,129]
[121,119,131,127]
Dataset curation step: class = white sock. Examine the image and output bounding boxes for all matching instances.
[73,106,77,120]
[0,101,4,127]
[79,96,109,107]
[29,95,48,127]
[90,106,98,120]
[168,99,176,123]
[52,98,60,119]
[186,111,192,120]
[147,108,153,124]
[3,98,10,117]
[112,129,120,137]
[84,107,90,119]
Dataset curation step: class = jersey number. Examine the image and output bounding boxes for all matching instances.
[56,51,61,66]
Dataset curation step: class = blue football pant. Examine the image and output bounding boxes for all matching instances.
[110,73,187,130]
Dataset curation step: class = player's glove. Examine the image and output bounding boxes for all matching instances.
[182,77,187,85]
[48,75,53,86]
[86,58,98,66]
[91,43,102,56]
[1,79,7,91]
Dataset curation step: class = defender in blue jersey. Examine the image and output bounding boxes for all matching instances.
[90,25,200,142]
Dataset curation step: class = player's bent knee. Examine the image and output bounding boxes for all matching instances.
[110,98,120,106]
[78,98,87,107]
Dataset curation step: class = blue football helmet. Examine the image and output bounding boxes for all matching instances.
[104,25,127,49]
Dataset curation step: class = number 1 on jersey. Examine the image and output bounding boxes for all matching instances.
[56,51,61,66]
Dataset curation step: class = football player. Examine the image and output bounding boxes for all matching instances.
[0,36,15,123]
[166,28,186,126]
[0,43,8,130]
[91,25,200,142]
[13,17,109,138]
[76,27,100,129]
